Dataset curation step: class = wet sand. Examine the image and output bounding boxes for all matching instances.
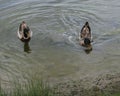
[53,72,120,96]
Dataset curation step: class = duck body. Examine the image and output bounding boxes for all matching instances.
[79,22,92,47]
[17,21,32,43]
[80,22,91,40]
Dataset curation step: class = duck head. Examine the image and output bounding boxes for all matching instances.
[84,38,91,46]
[80,37,91,47]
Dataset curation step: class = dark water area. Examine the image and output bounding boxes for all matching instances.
[0,0,120,88]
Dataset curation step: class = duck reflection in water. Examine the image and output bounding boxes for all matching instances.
[79,22,93,54]
[84,46,92,54]
[24,42,31,53]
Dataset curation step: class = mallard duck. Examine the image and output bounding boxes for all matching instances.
[79,22,92,47]
[17,21,32,42]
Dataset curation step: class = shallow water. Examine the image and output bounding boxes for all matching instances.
[0,0,120,84]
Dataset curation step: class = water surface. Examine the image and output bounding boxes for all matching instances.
[0,0,120,85]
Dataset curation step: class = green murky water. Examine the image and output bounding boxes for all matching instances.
[0,0,120,85]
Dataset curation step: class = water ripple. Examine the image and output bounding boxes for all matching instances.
[0,0,120,85]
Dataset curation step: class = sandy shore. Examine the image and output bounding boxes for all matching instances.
[53,72,120,96]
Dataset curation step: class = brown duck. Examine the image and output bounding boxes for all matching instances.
[17,21,32,42]
[79,22,92,48]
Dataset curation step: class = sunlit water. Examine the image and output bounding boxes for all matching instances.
[0,0,120,85]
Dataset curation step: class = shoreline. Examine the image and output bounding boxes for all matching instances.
[53,72,120,96]
[0,72,120,96]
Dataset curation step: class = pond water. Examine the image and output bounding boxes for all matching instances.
[0,0,120,85]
